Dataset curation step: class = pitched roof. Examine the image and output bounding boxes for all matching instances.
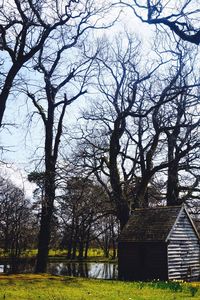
[119,206,182,242]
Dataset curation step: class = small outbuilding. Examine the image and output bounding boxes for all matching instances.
[118,205,200,281]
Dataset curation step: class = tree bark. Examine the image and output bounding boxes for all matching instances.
[166,129,181,206]
[166,135,180,206]
[35,166,55,273]
[135,175,150,208]
[109,117,130,230]
[35,94,56,272]
[0,63,21,125]
[167,164,179,206]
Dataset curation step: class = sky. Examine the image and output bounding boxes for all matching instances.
[0,163,36,198]
[0,1,154,196]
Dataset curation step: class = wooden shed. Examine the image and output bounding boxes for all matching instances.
[118,205,200,281]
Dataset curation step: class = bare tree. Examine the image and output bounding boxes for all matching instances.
[121,0,200,45]
[133,61,200,208]
[72,35,167,228]
[24,1,115,273]
[161,84,200,205]
[72,36,200,229]
[0,0,115,130]
[0,176,37,258]
[0,1,77,127]
[58,175,113,260]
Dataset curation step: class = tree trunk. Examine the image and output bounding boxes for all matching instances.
[35,206,52,272]
[67,215,75,259]
[109,117,130,230]
[167,163,180,206]
[135,175,150,208]
[116,203,130,231]
[110,217,116,259]
[35,89,57,273]
[84,228,91,259]
[78,239,84,260]
[103,235,109,258]
[166,133,180,206]
[35,168,55,273]
[0,63,21,126]
[67,240,72,259]
[72,240,77,259]
[35,110,56,272]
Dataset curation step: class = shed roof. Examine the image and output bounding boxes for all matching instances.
[119,206,186,242]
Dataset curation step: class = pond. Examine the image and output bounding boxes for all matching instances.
[0,261,118,280]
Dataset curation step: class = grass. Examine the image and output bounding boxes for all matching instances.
[0,248,106,258]
[0,248,116,263]
[0,274,199,300]
[21,248,106,258]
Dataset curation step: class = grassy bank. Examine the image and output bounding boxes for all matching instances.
[0,248,116,263]
[0,274,199,300]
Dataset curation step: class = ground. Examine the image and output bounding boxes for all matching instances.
[0,274,199,300]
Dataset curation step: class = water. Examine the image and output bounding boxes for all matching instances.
[0,261,118,280]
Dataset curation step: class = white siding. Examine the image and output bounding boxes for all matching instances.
[168,209,200,281]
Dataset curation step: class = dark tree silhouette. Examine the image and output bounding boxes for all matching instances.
[73,37,200,229]
[0,0,88,128]
[25,0,115,273]
[121,0,200,45]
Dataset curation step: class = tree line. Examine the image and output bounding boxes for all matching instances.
[0,174,118,261]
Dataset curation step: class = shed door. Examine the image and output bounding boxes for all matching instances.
[138,243,167,281]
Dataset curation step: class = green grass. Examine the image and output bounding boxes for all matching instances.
[0,248,106,259]
[48,248,106,258]
[0,275,199,300]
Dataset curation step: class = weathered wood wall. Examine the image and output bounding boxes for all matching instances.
[168,210,200,281]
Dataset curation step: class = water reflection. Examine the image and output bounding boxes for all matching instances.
[0,260,35,274]
[0,261,118,280]
[48,262,118,279]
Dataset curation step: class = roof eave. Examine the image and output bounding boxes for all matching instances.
[184,205,200,240]
[165,204,200,242]
[165,205,184,242]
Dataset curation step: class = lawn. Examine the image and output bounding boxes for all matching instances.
[0,274,199,300]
